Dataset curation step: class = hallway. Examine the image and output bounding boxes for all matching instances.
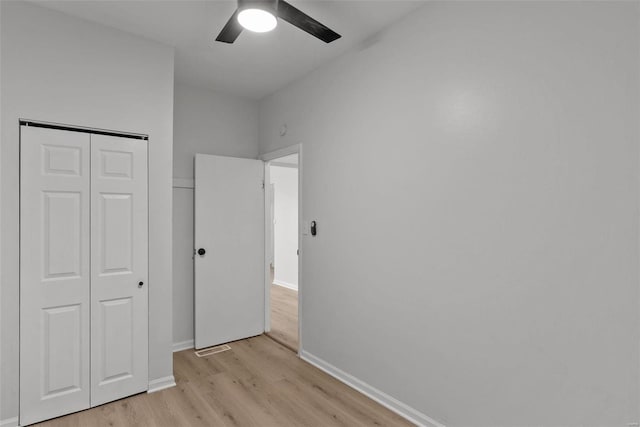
[267,284,298,351]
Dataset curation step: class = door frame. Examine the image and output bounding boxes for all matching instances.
[260,144,302,355]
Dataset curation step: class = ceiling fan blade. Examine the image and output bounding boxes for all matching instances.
[277,0,341,43]
[216,9,243,44]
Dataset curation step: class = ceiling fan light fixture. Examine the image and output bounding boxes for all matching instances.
[216,0,341,44]
[237,8,278,33]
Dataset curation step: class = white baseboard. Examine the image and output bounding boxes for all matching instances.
[147,375,176,393]
[0,416,18,427]
[300,350,444,427]
[173,339,194,352]
[273,280,298,291]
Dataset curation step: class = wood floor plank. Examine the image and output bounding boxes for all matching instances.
[33,335,413,427]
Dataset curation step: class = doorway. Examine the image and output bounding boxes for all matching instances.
[263,147,301,353]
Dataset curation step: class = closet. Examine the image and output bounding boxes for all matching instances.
[19,124,149,426]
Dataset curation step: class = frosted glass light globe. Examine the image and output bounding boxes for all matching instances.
[238,8,278,33]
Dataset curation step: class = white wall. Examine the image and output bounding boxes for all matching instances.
[270,165,298,289]
[172,82,259,347]
[259,2,640,426]
[172,187,195,348]
[1,2,175,421]
[174,82,259,180]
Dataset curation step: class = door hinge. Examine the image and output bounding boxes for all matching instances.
[262,180,265,189]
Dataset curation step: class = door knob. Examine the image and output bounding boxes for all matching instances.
[138,281,144,288]
[198,248,206,256]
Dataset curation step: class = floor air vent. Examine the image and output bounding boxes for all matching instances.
[195,344,231,357]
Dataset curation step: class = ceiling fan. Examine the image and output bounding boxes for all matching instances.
[216,0,341,44]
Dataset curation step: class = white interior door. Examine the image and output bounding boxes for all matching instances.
[90,134,148,406]
[20,127,91,425]
[194,154,264,349]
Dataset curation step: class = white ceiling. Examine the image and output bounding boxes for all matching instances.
[32,0,424,99]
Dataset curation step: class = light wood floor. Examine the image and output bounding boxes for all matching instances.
[267,284,298,351]
[34,335,412,427]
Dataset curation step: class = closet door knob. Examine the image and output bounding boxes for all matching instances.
[138,281,144,288]
[197,248,206,256]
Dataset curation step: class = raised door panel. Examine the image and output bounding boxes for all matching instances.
[20,126,91,426]
[98,298,134,385]
[43,192,82,279]
[90,134,148,407]
[100,149,133,179]
[100,193,133,274]
[42,304,82,397]
[43,144,82,176]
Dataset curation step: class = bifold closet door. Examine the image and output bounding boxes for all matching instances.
[20,127,148,424]
[20,127,91,426]
[90,134,148,407]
